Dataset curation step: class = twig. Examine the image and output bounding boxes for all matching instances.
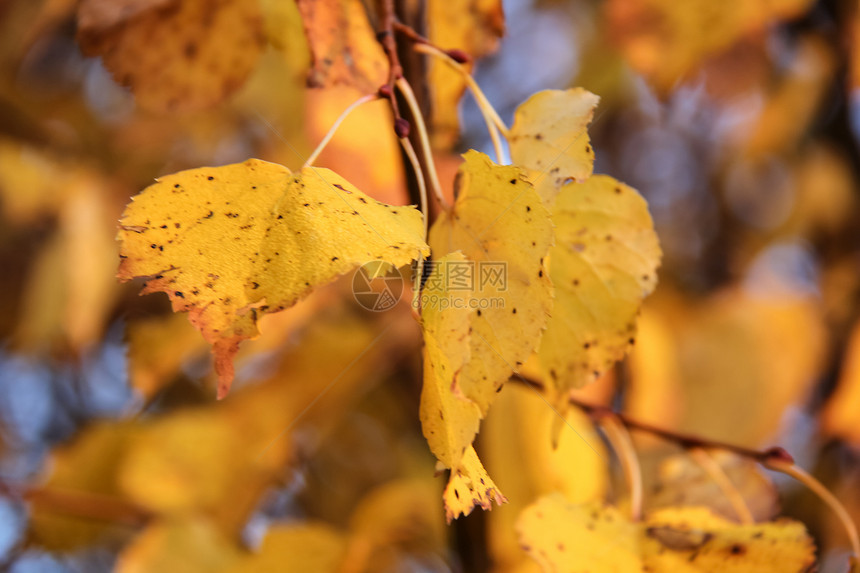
[23,486,151,527]
[518,374,775,459]
[375,0,410,140]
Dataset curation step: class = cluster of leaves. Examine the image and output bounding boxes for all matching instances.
[0,0,859,571]
[115,23,662,529]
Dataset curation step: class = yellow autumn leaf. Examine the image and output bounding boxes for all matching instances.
[539,175,661,402]
[125,313,208,400]
[642,507,816,572]
[343,479,446,571]
[117,384,295,533]
[229,523,347,573]
[822,317,860,446]
[295,0,387,94]
[517,494,643,572]
[419,252,481,469]
[427,0,505,148]
[429,150,553,415]
[509,89,600,205]
[117,159,428,397]
[517,496,817,573]
[444,445,507,523]
[418,252,504,521]
[77,0,265,113]
[672,287,826,447]
[116,517,242,573]
[0,138,66,223]
[483,384,608,572]
[623,305,683,443]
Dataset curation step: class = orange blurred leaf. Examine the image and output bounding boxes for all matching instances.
[295,0,387,94]
[77,0,265,113]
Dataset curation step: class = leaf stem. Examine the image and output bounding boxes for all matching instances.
[303,94,378,168]
[764,458,860,559]
[597,414,643,521]
[399,136,428,311]
[413,43,509,137]
[399,137,429,239]
[689,448,755,525]
[395,77,448,211]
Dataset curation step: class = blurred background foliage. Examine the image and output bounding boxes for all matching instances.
[0,0,858,571]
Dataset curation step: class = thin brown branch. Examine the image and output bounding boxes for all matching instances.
[376,0,407,136]
[392,21,471,64]
[513,374,793,465]
[24,486,152,527]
